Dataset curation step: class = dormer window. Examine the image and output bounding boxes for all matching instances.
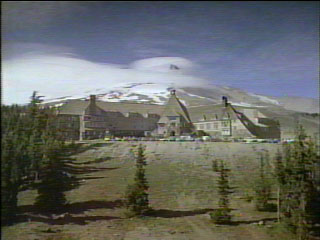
[168,116,177,120]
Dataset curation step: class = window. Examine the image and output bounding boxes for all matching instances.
[214,122,219,129]
[168,116,177,120]
[222,121,229,127]
[170,122,176,127]
[199,124,204,130]
[206,123,211,130]
[222,129,230,135]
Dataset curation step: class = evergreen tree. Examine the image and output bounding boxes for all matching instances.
[1,132,21,224]
[274,149,285,222]
[28,95,48,181]
[34,137,68,214]
[125,144,149,216]
[212,159,219,172]
[1,92,68,223]
[1,104,32,224]
[210,160,233,224]
[253,151,272,211]
[275,125,320,239]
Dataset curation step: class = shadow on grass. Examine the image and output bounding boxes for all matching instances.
[256,203,278,212]
[67,200,124,214]
[19,200,124,215]
[146,208,215,218]
[63,142,114,157]
[64,165,119,175]
[79,176,108,180]
[14,200,124,226]
[17,214,121,226]
[227,217,278,226]
[72,156,112,165]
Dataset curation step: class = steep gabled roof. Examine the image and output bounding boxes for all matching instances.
[57,100,165,115]
[58,100,89,115]
[159,90,191,122]
[188,103,239,122]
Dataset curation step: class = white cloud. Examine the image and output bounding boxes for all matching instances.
[2,43,210,105]
[130,57,194,74]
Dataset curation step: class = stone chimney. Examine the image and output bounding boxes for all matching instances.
[170,89,176,95]
[89,95,96,105]
[222,96,228,107]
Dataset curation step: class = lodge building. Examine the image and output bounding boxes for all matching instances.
[55,90,280,140]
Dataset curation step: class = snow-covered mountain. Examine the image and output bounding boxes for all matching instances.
[42,82,319,114]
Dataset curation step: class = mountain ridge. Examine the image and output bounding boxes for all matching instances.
[42,83,319,114]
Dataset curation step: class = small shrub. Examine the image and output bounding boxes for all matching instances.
[212,159,219,172]
[210,209,232,224]
[211,160,233,224]
[124,184,149,216]
[243,193,254,203]
[124,144,149,216]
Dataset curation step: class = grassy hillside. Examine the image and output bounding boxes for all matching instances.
[2,141,298,240]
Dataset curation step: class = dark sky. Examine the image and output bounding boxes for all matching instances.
[2,1,319,100]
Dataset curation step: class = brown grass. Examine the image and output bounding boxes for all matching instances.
[2,141,297,240]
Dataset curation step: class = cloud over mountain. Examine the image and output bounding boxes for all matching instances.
[2,43,210,105]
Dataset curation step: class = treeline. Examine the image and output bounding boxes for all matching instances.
[242,127,320,239]
[1,92,71,224]
[273,127,320,239]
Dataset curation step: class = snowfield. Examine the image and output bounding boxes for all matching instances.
[249,93,280,105]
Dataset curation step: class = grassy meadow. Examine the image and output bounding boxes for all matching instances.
[2,141,298,240]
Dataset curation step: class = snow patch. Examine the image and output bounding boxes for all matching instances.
[249,93,279,105]
[184,92,215,101]
[230,102,267,108]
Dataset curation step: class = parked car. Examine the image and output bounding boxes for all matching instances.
[167,136,175,141]
[244,138,258,143]
[202,136,211,142]
[282,139,295,144]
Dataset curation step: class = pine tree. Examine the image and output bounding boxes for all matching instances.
[253,151,272,211]
[27,91,47,180]
[274,149,285,222]
[210,160,233,224]
[34,137,68,214]
[1,104,31,225]
[1,92,66,223]
[1,132,21,224]
[125,144,149,216]
[276,125,320,239]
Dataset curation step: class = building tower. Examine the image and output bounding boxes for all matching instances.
[157,89,192,137]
